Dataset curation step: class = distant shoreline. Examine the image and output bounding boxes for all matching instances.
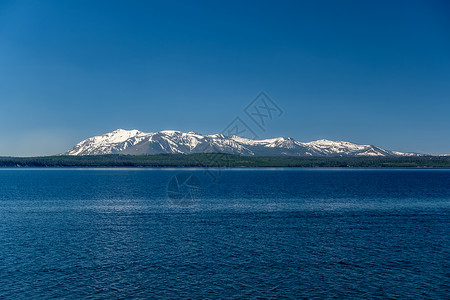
[1,154,450,168]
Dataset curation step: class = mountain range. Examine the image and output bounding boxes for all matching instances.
[66,129,420,157]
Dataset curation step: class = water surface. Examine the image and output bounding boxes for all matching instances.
[0,168,449,298]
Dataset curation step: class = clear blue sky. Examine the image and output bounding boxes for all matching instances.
[1,0,449,156]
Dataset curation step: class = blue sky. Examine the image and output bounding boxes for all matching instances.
[0,0,449,156]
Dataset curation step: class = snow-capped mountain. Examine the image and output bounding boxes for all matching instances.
[66,129,420,157]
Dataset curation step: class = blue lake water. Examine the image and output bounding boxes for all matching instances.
[0,168,449,298]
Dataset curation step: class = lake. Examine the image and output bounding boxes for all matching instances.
[0,168,449,298]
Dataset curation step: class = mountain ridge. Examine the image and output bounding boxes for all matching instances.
[66,129,421,157]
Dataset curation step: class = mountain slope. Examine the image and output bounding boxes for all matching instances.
[66,129,419,157]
